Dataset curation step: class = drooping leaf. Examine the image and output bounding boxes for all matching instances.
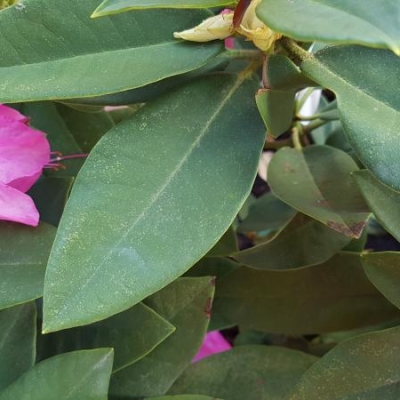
[213,253,400,333]
[256,89,295,137]
[0,222,56,310]
[0,349,113,400]
[354,170,400,242]
[256,55,315,137]
[268,145,370,238]
[169,345,317,400]
[362,252,400,311]
[0,303,36,391]
[110,277,214,398]
[43,73,265,332]
[0,1,222,102]
[257,0,400,54]
[93,0,235,17]
[301,45,400,191]
[37,303,175,372]
[235,213,351,270]
[288,326,400,399]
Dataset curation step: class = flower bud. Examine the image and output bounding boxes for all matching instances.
[236,0,282,51]
[0,0,19,10]
[174,12,233,42]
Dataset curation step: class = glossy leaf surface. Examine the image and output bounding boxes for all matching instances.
[110,277,214,398]
[268,146,370,238]
[0,223,56,310]
[0,303,36,391]
[93,0,235,17]
[0,349,113,400]
[288,326,400,399]
[38,303,175,372]
[170,345,317,400]
[213,253,400,333]
[236,213,351,270]
[257,0,400,54]
[301,46,400,191]
[43,73,265,332]
[0,1,222,102]
[354,170,400,242]
[362,252,400,311]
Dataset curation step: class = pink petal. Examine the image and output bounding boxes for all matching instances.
[0,104,29,123]
[0,182,39,226]
[193,331,231,362]
[0,117,50,192]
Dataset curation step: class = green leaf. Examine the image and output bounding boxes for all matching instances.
[354,170,400,242]
[0,303,36,391]
[64,54,230,106]
[43,73,265,332]
[169,345,317,400]
[288,326,400,399]
[256,56,315,137]
[206,226,237,257]
[0,1,222,102]
[0,349,113,400]
[0,222,56,310]
[257,0,400,54]
[300,45,400,191]
[28,177,74,227]
[256,89,295,138]
[268,145,370,238]
[110,277,214,398]
[55,104,114,153]
[267,55,316,91]
[37,303,175,372]
[362,252,400,311]
[235,213,351,270]
[92,0,235,16]
[238,192,296,233]
[185,257,238,279]
[213,253,400,334]
[342,227,367,253]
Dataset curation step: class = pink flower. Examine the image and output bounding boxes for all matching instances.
[0,105,50,226]
[193,331,231,362]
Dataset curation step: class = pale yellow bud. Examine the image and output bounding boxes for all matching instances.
[237,0,282,52]
[174,13,233,42]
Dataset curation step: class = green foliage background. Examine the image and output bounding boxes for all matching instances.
[1,0,400,398]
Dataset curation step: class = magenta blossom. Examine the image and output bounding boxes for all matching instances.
[0,104,50,226]
[193,331,231,362]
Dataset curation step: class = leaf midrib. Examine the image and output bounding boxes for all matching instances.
[0,40,179,69]
[303,51,400,117]
[54,73,248,320]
